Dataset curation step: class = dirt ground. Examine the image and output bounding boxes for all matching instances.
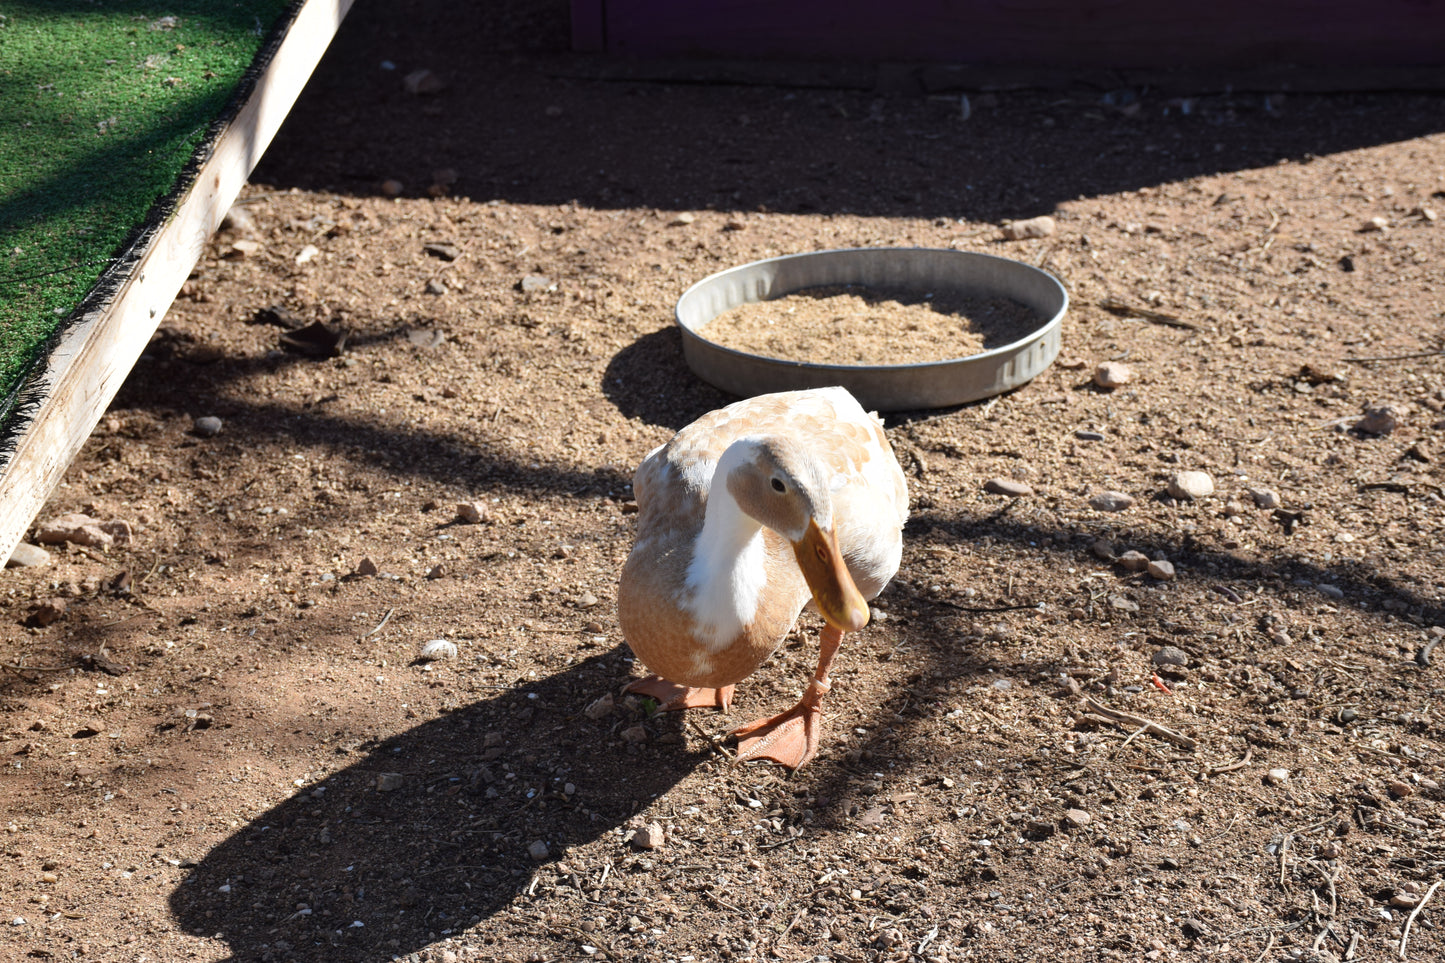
[4,3,1445,962]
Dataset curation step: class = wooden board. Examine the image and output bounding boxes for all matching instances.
[0,0,355,566]
[572,0,1445,69]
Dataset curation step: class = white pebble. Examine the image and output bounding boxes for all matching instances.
[1000,215,1056,240]
[1265,768,1290,786]
[1147,559,1176,581]
[1093,361,1131,389]
[419,639,457,661]
[1167,471,1214,500]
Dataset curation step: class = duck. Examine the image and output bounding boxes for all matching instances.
[618,386,908,769]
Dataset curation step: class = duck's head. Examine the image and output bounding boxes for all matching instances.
[724,437,871,633]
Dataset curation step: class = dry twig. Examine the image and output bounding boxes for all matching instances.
[360,607,396,640]
[1345,349,1445,365]
[1083,697,1197,750]
[1306,858,1339,916]
[1207,748,1253,776]
[1097,297,1200,330]
[1400,879,1443,959]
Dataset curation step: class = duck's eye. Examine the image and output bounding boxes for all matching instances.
[770,477,786,493]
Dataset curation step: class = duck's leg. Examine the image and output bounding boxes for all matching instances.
[626,676,735,712]
[730,624,843,769]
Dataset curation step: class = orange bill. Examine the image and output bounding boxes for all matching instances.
[792,518,870,633]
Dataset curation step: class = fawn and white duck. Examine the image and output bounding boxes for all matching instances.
[618,386,908,768]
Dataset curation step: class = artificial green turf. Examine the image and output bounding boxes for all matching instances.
[0,0,291,423]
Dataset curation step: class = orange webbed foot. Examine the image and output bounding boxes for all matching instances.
[729,679,829,770]
[625,675,735,712]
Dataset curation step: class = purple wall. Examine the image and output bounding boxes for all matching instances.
[573,0,1445,68]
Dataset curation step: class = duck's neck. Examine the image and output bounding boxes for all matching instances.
[685,465,767,652]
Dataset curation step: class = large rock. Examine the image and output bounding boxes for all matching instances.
[35,513,129,549]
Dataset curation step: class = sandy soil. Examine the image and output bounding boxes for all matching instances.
[3,3,1445,962]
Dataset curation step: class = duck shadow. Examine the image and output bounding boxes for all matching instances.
[601,326,734,431]
[168,651,703,962]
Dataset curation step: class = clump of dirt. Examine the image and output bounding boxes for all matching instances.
[699,285,1040,363]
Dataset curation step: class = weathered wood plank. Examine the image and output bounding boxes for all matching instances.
[0,0,355,565]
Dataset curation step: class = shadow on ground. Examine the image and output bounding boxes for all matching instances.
[169,650,704,962]
[252,0,1445,222]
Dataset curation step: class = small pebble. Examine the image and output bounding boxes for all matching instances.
[519,274,554,293]
[1116,550,1149,572]
[1090,538,1116,560]
[1074,430,1106,441]
[1386,779,1414,798]
[192,415,223,437]
[29,599,66,627]
[423,242,460,262]
[355,557,379,577]
[1249,487,1282,509]
[425,279,447,295]
[1356,403,1405,435]
[983,478,1033,497]
[6,542,51,569]
[456,501,488,524]
[527,840,549,861]
[1093,361,1131,389]
[1000,215,1056,240]
[1064,808,1092,828]
[402,68,446,95]
[584,693,614,720]
[1147,559,1176,581]
[375,772,404,792]
[1088,490,1134,512]
[1265,768,1290,786]
[620,725,647,744]
[669,212,696,226]
[220,205,257,234]
[380,179,404,197]
[1360,216,1389,232]
[1167,470,1214,500]
[1152,645,1189,667]
[630,821,665,850]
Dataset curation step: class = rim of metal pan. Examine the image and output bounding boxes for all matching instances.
[675,246,1068,412]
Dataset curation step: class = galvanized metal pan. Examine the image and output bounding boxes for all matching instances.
[675,247,1067,412]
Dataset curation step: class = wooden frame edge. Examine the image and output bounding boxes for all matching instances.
[0,0,355,566]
